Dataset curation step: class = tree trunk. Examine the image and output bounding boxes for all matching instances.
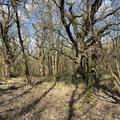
[2,39,15,78]
[0,22,15,78]
[74,53,100,87]
[15,9,31,83]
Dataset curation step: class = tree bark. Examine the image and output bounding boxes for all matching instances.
[15,8,31,83]
[0,22,15,78]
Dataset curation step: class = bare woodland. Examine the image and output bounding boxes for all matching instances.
[0,0,120,120]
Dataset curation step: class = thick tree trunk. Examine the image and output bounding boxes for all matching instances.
[74,54,100,87]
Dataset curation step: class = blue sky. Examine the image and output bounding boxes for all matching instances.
[22,0,120,39]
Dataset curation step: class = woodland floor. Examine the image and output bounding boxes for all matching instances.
[0,77,120,120]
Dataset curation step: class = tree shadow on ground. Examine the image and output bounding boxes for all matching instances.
[7,80,45,103]
[1,81,57,120]
[67,83,90,120]
[67,84,78,120]
[67,79,120,120]
[0,80,45,107]
[0,77,46,97]
[14,81,56,119]
[31,101,50,120]
[0,85,24,97]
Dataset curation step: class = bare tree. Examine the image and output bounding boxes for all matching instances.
[10,0,31,83]
[53,0,120,86]
[0,3,15,77]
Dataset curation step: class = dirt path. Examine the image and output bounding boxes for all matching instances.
[0,79,120,120]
